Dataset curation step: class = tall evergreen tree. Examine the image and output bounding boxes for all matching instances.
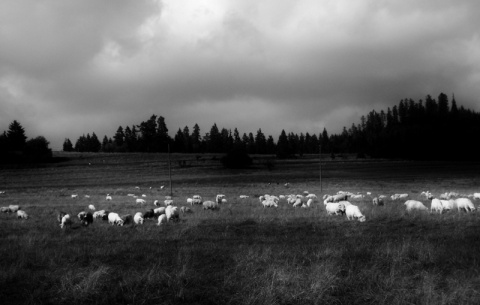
[63,138,74,152]
[6,120,27,151]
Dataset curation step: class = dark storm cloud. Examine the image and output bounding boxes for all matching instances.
[1,0,480,149]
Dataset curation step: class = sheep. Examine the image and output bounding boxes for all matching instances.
[136,198,147,205]
[106,194,112,201]
[141,194,147,198]
[372,197,384,206]
[1,207,11,213]
[186,198,193,205]
[134,212,144,225]
[77,211,87,221]
[165,196,172,200]
[127,194,135,197]
[120,214,133,225]
[404,200,428,212]
[157,214,167,226]
[80,212,93,226]
[345,205,366,222]
[306,198,314,207]
[8,205,20,213]
[454,198,475,212]
[108,213,124,226]
[325,202,346,216]
[391,194,409,200]
[143,209,156,219]
[153,200,160,206]
[293,198,303,208]
[71,194,78,199]
[306,194,317,199]
[154,207,166,215]
[93,210,107,219]
[262,200,278,208]
[191,196,202,205]
[430,198,444,214]
[323,193,349,205]
[349,194,364,200]
[338,200,352,208]
[88,204,95,211]
[17,210,28,219]
[164,199,174,206]
[473,193,480,200]
[59,214,72,229]
[180,206,193,214]
[85,195,90,198]
[216,194,226,203]
[239,195,249,199]
[440,200,453,212]
[165,206,179,221]
[203,201,219,210]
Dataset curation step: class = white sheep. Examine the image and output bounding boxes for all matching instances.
[17,210,28,219]
[165,196,172,200]
[59,214,71,229]
[430,198,443,214]
[77,211,87,220]
[108,213,124,226]
[391,194,409,200]
[454,198,475,212]
[440,200,453,211]
[1,207,11,213]
[325,202,346,216]
[323,193,349,205]
[262,200,278,208]
[306,198,314,207]
[338,200,352,208]
[345,205,366,222]
[8,205,20,213]
[142,194,147,197]
[239,195,249,199]
[134,212,144,225]
[106,194,112,201]
[93,210,107,219]
[306,194,317,199]
[186,198,193,205]
[136,198,147,205]
[180,206,193,214]
[165,206,179,221]
[157,214,167,226]
[71,194,78,199]
[203,201,219,210]
[293,198,303,208]
[88,204,95,211]
[473,193,480,200]
[154,207,166,215]
[164,199,174,206]
[404,200,428,212]
[372,197,384,206]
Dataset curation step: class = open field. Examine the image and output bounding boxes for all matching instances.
[1,153,480,304]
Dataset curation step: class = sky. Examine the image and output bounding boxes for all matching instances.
[1,0,480,150]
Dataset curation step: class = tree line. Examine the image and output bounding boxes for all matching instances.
[62,92,480,160]
[0,120,52,164]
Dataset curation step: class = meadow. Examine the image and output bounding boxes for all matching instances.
[1,153,480,304]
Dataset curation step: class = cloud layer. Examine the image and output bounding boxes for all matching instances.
[1,0,480,149]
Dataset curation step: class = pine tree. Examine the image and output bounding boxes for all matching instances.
[6,120,27,151]
[63,138,74,152]
[191,124,201,153]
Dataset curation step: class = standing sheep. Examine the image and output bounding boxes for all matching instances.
[17,210,29,219]
[165,206,179,221]
[157,214,167,226]
[430,198,443,214]
[454,198,475,212]
[134,212,144,225]
[404,200,428,212]
[203,201,219,210]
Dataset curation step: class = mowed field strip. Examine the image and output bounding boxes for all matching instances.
[1,153,480,304]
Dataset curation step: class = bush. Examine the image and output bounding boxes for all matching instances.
[221,149,253,169]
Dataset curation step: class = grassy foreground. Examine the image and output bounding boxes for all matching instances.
[1,153,480,304]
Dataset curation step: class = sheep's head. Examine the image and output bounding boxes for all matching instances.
[358,216,366,222]
[116,219,124,226]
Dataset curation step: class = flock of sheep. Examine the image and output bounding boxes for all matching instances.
[2,187,480,228]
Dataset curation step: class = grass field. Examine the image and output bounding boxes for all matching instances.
[1,153,480,304]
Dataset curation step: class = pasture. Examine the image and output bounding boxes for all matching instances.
[1,153,480,304]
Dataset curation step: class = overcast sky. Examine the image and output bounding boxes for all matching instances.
[1,0,480,150]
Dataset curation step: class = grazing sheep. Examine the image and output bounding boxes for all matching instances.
[127,194,135,197]
[1,207,11,213]
[59,214,72,229]
[325,202,346,216]
[108,213,124,226]
[338,201,352,208]
[93,210,107,219]
[404,200,428,212]
[391,194,409,200]
[306,194,317,199]
[293,198,303,208]
[88,204,95,211]
[120,214,133,225]
[203,201,219,210]
[154,207,166,215]
[191,195,202,205]
[17,210,28,219]
[80,212,93,226]
[440,200,453,211]
[239,195,249,199]
[141,194,147,198]
[157,214,167,226]
[154,200,160,206]
[350,194,364,200]
[136,198,146,205]
[473,193,480,200]
[71,194,78,199]
[262,200,278,208]
[345,205,366,222]
[306,198,314,207]
[106,194,112,201]
[216,194,226,203]
[77,211,87,220]
[180,206,193,214]
[165,196,172,200]
[165,206,179,221]
[430,199,444,214]
[164,199,174,206]
[143,209,156,219]
[323,193,349,205]
[186,198,193,205]
[372,197,384,206]
[8,205,20,213]
[85,195,90,198]
[134,212,144,225]
[454,198,475,212]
